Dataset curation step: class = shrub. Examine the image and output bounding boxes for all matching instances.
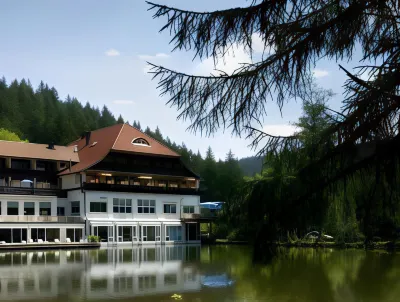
[88,235,100,242]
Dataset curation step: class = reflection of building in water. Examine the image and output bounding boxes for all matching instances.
[0,245,201,300]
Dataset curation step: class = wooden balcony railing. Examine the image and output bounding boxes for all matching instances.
[0,215,84,223]
[0,186,66,198]
[83,182,199,195]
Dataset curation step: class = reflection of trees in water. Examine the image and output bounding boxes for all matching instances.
[347,252,400,302]
[215,247,400,302]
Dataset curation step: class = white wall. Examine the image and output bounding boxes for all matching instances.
[0,195,57,216]
[60,174,80,190]
[67,189,84,217]
[85,191,200,221]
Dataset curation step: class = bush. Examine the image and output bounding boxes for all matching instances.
[88,235,100,243]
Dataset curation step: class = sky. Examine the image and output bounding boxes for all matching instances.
[0,0,365,160]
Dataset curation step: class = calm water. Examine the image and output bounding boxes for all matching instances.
[0,245,399,302]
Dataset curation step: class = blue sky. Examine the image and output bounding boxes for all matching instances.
[0,0,364,160]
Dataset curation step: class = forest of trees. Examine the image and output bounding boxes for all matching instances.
[146,0,400,253]
[0,76,244,202]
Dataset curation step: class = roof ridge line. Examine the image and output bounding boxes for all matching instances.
[112,123,125,150]
[67,123,123,146]
[126,124,180,157]
[0,140,71,148]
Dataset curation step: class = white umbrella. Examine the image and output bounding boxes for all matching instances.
[21,179,33,183]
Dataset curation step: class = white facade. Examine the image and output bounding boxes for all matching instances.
[65,188,201,244]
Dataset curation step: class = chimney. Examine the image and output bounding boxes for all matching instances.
[47,143,55,150]
[85,131,91,146]
[74,145,78,152]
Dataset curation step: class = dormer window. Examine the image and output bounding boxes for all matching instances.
[132,138,150,147]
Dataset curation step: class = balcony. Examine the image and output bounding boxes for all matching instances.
[0,186,66,198]
[83,182,199,196]
[0,216,84,223]
[180,207,217,222]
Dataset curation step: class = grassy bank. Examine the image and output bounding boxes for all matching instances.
[205,239,400,250]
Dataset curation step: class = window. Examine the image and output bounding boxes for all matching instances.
[24,202,35,215]
[75,174,80,185]
[164,274,178,286]
[90,201,107,213]
[163,204,176,214]
[66,228,82,242]
[36,162,46,171]
[166,226,182,241]
[132,138,150,146]
[57,207,65,216]
[183,206,195,214]
[71,201,80,215]
[59,162,67,170]
[39,202,51,216]
[138,199,155,214]
[141,226,160,242]
[11,159,30,170]
[7,201,19,215]
[113,198,132,213]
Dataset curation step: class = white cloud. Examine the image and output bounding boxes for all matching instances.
[194,34,275,76]
[313,69,329,78]
[195,46,252,76]
[263,124,299,137]
[112,100,134,105]
[251,33,275,55]
[105,49,120,56]
[138,53,170,60]
[143,64,153,75]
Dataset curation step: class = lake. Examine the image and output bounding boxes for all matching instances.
[0,245,398,301]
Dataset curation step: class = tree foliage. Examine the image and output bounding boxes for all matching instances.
[0,77,244,202]
[146,0,400,246]
[0,128,27,142]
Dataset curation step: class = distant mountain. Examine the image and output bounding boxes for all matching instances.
[238,156,263,176]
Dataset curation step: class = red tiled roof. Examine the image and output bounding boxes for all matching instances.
[0,140,79,162]
[59,123,180,175]
[112,124,179,157]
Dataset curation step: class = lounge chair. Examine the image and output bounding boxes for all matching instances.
[28,239,33,243]
[54,239,60,243]
[0,241,6,244]
[38,239,44,243]
[21,240,26,244]
[66,238,71,243]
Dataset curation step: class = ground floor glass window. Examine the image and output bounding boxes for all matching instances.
[66,228,83,242]
[166,225,182,241]
[141,225,161,242]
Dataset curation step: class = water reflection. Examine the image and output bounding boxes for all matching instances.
[0,245,203,301]
[0,246,399,301]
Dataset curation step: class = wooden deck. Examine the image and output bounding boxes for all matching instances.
[0,242,100,251]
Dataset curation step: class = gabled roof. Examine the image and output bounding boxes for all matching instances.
[112,124,179,157]
[59,123,180,175]
[0,140,80,162]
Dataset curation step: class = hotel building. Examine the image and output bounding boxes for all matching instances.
[0,123,201,244]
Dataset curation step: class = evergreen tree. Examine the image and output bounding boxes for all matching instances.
[144,126,152,136]
[153,126,163,141]
[98,105,116,128]
[117,114,124,124]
